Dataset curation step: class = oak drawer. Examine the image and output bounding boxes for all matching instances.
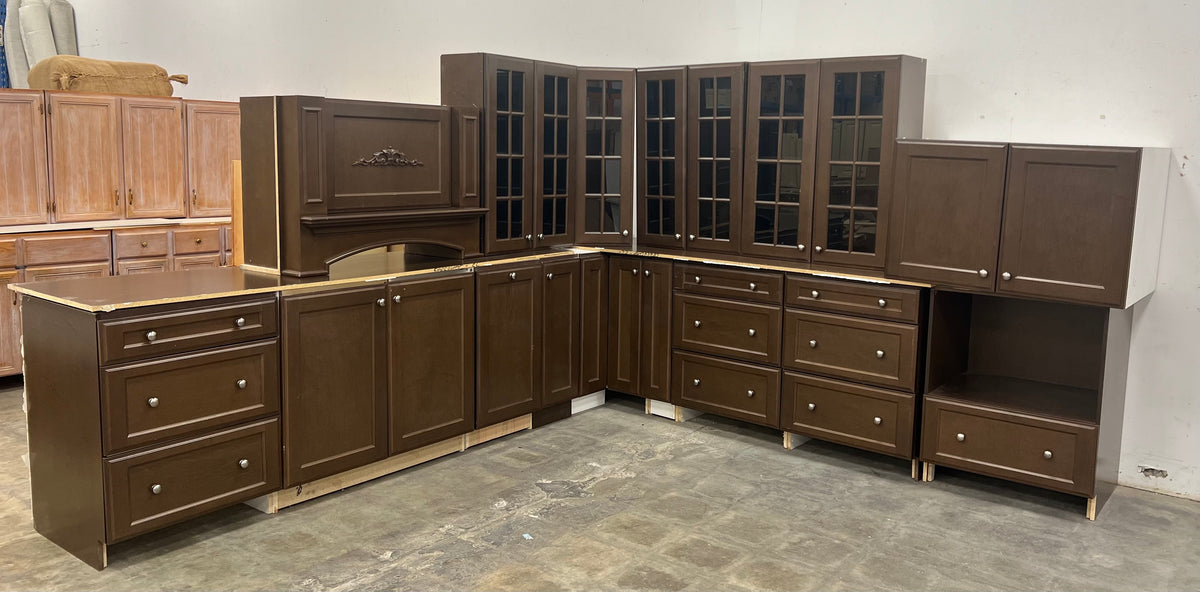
[673,294,781,365]
[921,396,1097,496]
[0,239,16,268]
[173,253,223,271]
[675,263,783,305]
[781,373,914,458]
[114,229,170,259]
[105,417,281,542]
[22,231,112,265]
[672,351,780,428]
[783,309,919,391]
[173,226,222,255]
[101,340,280,453]
[24,261,111,282]
[116,258,170,275]
[786,275,921,323]
[99,297,278,364]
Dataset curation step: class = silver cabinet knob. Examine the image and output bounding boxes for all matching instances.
[537,233,545,240]
[644,269,650,277]
[693,320,702,328]
[873,417,882,426]
[876,350,885,359]
[675,233,682,240]
[1002,272,1012,281]
[956,433,966,442]
[688,234,696,241]
[150,484,163,495]
[1043,450,1053,460]
[693,378,701,386]
[749,282,757,291]
[238,458,250,469]
[632,269,639,275]
[747,328,756,337]
[621,229,629,237]
[747,390,755,398]
[525,234,533,241]
[236,379,248,390]
[978,269,988,278]
[145,330,158,342]
[811,290,820,299]
[694,275,701,284]
[546,273,554,280]
[509,272,518,280]
[376,298,385,307]
[393,295,402,303]
[807,403,816,411]
[798,244,806,251]
[809,339,818,348]
[147,396,160,408]
[814,246,823,253]
[235,317,246,328]
[878,299,887,308]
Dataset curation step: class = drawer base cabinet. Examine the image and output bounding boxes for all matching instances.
[782,373,914,459]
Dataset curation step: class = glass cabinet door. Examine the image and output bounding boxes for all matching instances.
[686,64,744,254]
[637,67,687,251]
[486,56,536,253]
[740,60,819,260]
[575,68,635,246]
[534,62,576,248]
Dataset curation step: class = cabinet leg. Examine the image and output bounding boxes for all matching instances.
[782,431,808,450]
[1086,496,1097,521]
[922,462,936,482]
[645,399,651,415]
[911,459,920,481]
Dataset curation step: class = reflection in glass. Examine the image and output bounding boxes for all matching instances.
[646,121,660,158]
[648,160,661,195]
[758,120,779,160]
[760,76,781,116]
[585,159,601,194]
[647,80,660,119]
[496,70,509,112]
[716,120,731,158]
[779,163,802,203]
[699,200,713,237]
[510,157,523,196]
[604,159,620,194]
[543,158,554,194]
[827,208,850,251]
[604,197,620,232]
[857,119,883,162]
[511,72,524,112]
[829,164,853,205]
[604,121,622,156]
[497,114,509,154]
[757,162,777,203]
[662,120,676,157]
[605,80,622,116]
[585,197,600,232]
[557,77,569,116]
[853,210,877,252]
[778,205,799,246]
[856,165,880,207]
[783,75,805,116]
[543,198,554,235]
[510,115,523,155]
[699,78,714,117]
[716,77,732,117]
[715,200,730,239]
[586,80,604,117]
[859,71,884,116]
[511,199,521,238]
[496,158,509,197]
[497,200,509,239]
[662,160,675,196]
[699,161,713,198]
[755,204,774,244]
[586,120,602,156]
[544,76,556,115]
[662,80,676,118]
[662,198,676,234]
[647,198,661,234]
[830,119,855,161]
[555,197,567,234]
[833,72,857,116]
[556,119,568,156]
[555,158,567,194]
[715,161,731,199]
[699,120,714,158]
[543,117,555,155]
[781,120,803,160]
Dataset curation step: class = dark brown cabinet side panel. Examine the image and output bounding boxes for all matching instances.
[640,259,674,401]
[477,264,542,426]
[580,254,609,394]
[389,273,475,454]
[282,285,388,486]
[542,259,581,406]
[607,256,641,394]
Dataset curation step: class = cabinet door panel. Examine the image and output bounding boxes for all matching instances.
[741,61,819,259]
[542,259,581,406]
[48,93,124,222]
[477,264,541,426]
[24,262,112,282]
[640,259,673,401]
[638,68,688,250]
[117,258,170,275]
[580,254,608,393]
[607,256,641,394]
[0,91,50,225]
[998,146,1140,306]
[576,68,636,246]
[533,62,576,248]
[686,64,745,254]
[122,97,187,219]
[186,101,240,217]
[282,286,388,486]
[389,274,475,454]
[173,253,223,271]
[0,270,23,377]
[486,56,537,253]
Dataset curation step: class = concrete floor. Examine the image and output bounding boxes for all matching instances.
[0,381,1196,592]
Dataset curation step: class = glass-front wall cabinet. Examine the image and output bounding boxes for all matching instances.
[637,68,687,250]
[740,60,820,260]
[489,57,536,253]
[686,64,744,254]
[576,68,634,246]
[535,62,576,247]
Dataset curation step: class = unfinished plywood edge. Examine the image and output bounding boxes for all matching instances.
[465,414,533,448]
[232,160,245,266]
[911,459,920,480]
[1086,496,1097,521]
[922,462,936,482]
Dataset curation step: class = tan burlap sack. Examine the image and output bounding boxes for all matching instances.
[27,55,188,96]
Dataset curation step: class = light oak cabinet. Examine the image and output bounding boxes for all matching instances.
[185,101,241,217]
[0,269,22,376]
[47,92,124,222]
[0,91,50,225]
[121,97,187,219]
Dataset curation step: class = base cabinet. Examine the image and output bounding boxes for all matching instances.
[607,256,672,401]
[542,258,581,406]
[781,373,914,458]
[579,254,608,393]
[476,264,542,426]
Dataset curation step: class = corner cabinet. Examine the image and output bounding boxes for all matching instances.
[686,63,745,254]
[811,56,925,270]
[576,68,635,246]
[637,67,688,250]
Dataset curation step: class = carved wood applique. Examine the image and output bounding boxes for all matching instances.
[352,147,425,167]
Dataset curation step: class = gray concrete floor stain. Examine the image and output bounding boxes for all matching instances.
[0,382,1196,591]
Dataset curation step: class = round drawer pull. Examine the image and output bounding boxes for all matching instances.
[675,233,682,241]
[234,317,246,328]
[808,339,818,348]
[746,390,755,398]
[749,282,757,291]
[688,234,696,241]
[150,483,163,495]
[644,269,651,277]
[798,244,806,251]
[878,299,887,308]
[873,417,882,426]
[147,396,160,408]
[876,350,885,359]
[195,238,203,244]
[956,433,966,443]
[238,459,250,469]
[509,272,518,281]
[694,275,701,284]
[145,330,158,342]
[236,379,248,390]
[814,246,823,253]
[632,269,639,275]
[694,320,702,328]
[1043,450,1053,460]
[1002,272,1012,281]
[537,233,545,240]
[747,328,756,337]
[140,241,148,248]
[693,378,701,386]
[978,269,988,278]
[393,295,402,303]
[811,290,820,299]
[807,403,816,411]
[621,229,629,237]
[376,298,386,307]
[546,273,555,280]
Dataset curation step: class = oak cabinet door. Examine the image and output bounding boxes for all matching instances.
[579,254,608,394]
[47,92,124,222]
[185,101,240,217]
[686,63,745,254]
[0,91,50,225]
[388,273,475,454]
[639,259,673,401]
[638,68,687,250]
[476,264,541,426]
[576,68,636,246]
[282,286,388,486]
[0,270,23,377]
[541,258,581,406]
[606,256,641,395]
[122,97,187,219]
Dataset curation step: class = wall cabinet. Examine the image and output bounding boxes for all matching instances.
[686,63,745,254]
[476,263,542,425]
[186,101,241,217]
[0,90,50,225]
[534,62,577,248]
[121,97,187,219]
[637,68,687,250]
[282,286,388,486]
[577,68,635,246]
[47,92,124,222]
[607,256,672,401]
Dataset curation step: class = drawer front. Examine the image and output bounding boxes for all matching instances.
[674,294,781,365]
[173,227,222,255]
[100,297,278,364]
[22,231,112,265]
[786,275,921,323]
[24,262,112,282]
[173,253,223,271]
[922,397,1097,496]
[105,418,281,542]
[783,309,918,391]
[115,230,170,259]
[102,340,280,453]
[674,263,783,304]
[781,373,914,458]
[672,351,780,428]
[0,239,16,268]
[117,258,170,275]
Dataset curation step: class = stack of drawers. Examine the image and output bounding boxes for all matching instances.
[671,264,785,428]
[780,276,923,459]
[97,296,281,541]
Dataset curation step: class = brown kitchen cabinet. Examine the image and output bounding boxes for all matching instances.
[579,253,608,394]
[637,67,687,250]
[0,90,50,225]
[282,285,388,486]
[673,351,781,428]
[534,62,577,248]
[21,230,113,282]
[185,100,241,217]
[740,60,820,259]
[811,56,925,270]
[121,97,187,219]
[388,272,475,454]
[607,256,672,401]
[476,263,542,426]
[47,92,124,222]
[686,63,745,254]
[542,258,581,406]
[577,68,635,246]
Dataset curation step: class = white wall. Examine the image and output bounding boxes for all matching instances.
[68,0,1200,498]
